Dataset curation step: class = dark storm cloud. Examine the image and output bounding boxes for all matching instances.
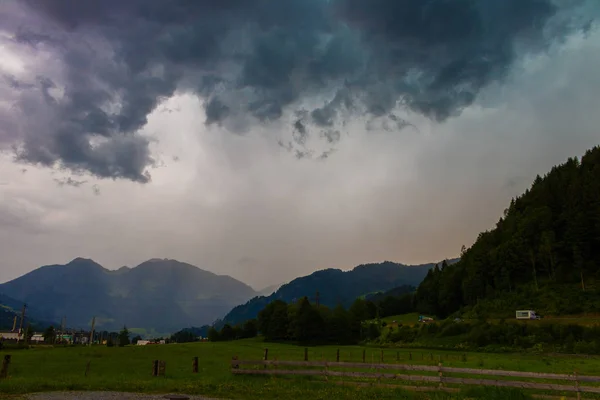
[4,0,598,181]
[53,177,87,187]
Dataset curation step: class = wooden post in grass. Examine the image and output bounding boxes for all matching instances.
[336,349,340,362]
[575,371,581,400]
[304,348,308,361]
[263,348,269,370]
[438,362,443,388]
[84,360,91,377]
[380,349,384,362]
[151,360,166,377]
[192,357,198,373]
[409,352,412,361]
[0,355,11,379]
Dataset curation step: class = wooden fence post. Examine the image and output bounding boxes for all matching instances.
[380,349,384,362]
[438,362,443,388]
[336,349,340,362]
[304,348,308,361]
[158,360,166,376]
[152,360,159,376]
[263,348,269,370]
[0,355,11,379]
[575,371,581,400]
[409,352,412,361]
[192,356,198,373]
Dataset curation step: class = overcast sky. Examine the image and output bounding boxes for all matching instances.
[1,0,599,289]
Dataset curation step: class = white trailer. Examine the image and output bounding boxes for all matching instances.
[516,310,539,320]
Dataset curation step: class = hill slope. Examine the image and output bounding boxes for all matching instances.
[222,260,448,326]
[415,146,600,318]
[0,293,55,331]
[0,258,257,333]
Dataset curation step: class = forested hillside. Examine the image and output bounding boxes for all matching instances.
[222,261,437,326]
[415,146,600,318]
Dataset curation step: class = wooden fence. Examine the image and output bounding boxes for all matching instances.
[231,358,600,398]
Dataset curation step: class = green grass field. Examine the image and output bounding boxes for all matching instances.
[382,313,422,327]
[1,338,600,399]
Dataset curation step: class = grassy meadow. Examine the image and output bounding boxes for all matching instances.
[2,338,600,399]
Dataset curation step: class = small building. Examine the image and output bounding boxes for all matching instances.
[30,334,45,343]
[418,315,434,323]
[516,310,539,320]
[0,331,21,341]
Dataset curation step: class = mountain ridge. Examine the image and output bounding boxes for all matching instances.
[0,258,257,333]
[221,259,458,326]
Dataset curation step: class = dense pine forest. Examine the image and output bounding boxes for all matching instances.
[415,146,600,318]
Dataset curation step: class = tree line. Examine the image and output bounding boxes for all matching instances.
[206,295,413,344]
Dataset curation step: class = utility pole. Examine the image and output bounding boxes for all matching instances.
[89,317,96,346]
[17,304,26,343]
[59,316,65,344]
[24,322,30,345]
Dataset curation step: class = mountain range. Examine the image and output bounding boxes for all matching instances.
[221,260,458,326]
[0,258,257,333]
[0,257,452,335]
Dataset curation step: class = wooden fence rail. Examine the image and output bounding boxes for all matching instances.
[231,359,600,397]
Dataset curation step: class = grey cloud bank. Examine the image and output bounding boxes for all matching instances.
[1,0,598,181]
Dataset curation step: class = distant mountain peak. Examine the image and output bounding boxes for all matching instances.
[69,257,95,263]
[146,258,171,263]
[67,257,104,268]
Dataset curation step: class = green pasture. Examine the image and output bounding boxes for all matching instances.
[1,338,600,399]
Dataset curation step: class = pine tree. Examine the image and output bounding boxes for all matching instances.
[118,326,130,347]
